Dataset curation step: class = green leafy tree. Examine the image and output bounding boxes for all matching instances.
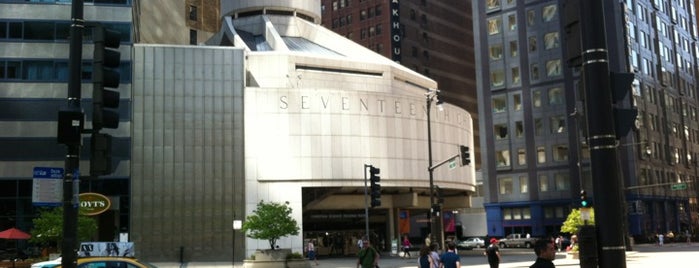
[242,200,300,250]
[30,207,98,250]
[560,208,595,235]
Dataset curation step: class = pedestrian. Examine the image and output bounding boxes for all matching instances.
[307,239,319,266]
[402,234,412,258]
[356,238,379,268]
[484,238,501,268]
[554,236,562,252]
[428,243,440,268]
[686,229,691,244]
[529,239,556,268]
[425,233,432,247]
[417,245,430,268]
[440,241,461,268]
[658,233,664,246]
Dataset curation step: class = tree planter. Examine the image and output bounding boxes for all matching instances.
[242,249,311,268]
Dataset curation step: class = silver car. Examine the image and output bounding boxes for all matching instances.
[457,237,485,250]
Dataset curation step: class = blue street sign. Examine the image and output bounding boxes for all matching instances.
[32,167,64,206]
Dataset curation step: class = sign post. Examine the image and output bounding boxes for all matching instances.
[32,167,64,206]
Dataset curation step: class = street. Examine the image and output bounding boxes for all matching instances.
[151,242,698,268]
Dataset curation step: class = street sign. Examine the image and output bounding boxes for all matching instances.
[580,207,591,221]
[671,183,687,190]
[32,167,63,206]
[448,159,457,169]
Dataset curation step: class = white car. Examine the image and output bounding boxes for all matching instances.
[31,257,61,268]
[457,237,485,250]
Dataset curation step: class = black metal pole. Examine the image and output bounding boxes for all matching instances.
[426,95,439,248]
[62,1,83,268]
[579,0,626,267]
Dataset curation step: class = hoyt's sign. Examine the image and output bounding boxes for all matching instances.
[79,192,111,216]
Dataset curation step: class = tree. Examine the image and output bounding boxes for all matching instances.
[560,208,595,235]
[242,200,300,250]
[30,207,98,250]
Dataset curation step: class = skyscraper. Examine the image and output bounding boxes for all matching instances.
[474,0,698,240]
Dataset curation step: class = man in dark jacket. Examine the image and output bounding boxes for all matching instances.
[530,239,556,268]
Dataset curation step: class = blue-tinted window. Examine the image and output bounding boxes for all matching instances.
[0,59,131,83]
[0,20,131,43]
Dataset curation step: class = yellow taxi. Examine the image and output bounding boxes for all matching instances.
[56,257,156,268]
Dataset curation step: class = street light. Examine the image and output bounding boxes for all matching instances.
[426,89,443,249]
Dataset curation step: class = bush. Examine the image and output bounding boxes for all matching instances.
[286,252,304,260]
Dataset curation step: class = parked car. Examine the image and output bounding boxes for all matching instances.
[31,257,61,268]
[457,237,485,250]
[498,233,538,248]
[56,257,156,268]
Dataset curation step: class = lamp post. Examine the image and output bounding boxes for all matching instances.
[426,89,443,249]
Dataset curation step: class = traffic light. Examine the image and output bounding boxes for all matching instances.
[610,72,638,139]
[563,0,582,67]
[92,25,121,130]
[90,133,113,176]
[459,145,471,166]
[580,190,589,208]
[369,166,381,207]
[435,185,444,204]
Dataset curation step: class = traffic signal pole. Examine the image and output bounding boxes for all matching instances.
[61,1,84,268]
[579,0,627,267]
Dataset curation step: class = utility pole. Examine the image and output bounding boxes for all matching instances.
[60,1,84,268]
[579,0,627,267]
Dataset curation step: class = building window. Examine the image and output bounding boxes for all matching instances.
[361,10,367,20]
[550,115,565,134]
[491,69,505,87]
[517,148,526,166]
[492,95,506,113]
[508,14,517,31]
[500,177,513,194]
[554,173,570,191]
[544,32,559,49]
[513,93,522,110]
[189,29,197,45]
[534,118,543,136]
[532,90,542,107]
[515,121,524,138]
[527,9,536,26]
[553,144,568,161]
[490,44,504,60]
[542,4,557,22]
[495,124,508,139]
[375,24,382,35]
[539,174,549,192]
[188,5,197,21]
[375,5,382,16]
[529,36,537,52]
[496,149,511,167]
[548,87,563,105]
[487,0,500,11]
[511,66,520,85]
[509,41,518,57]
[488,17,502,35]
[530,63,540,81]
[537,146,546,163]
[520,176,528,193]
[546,59,561,77]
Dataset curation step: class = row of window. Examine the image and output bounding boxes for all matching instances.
[501,206,570,221]
[494,143,572,168]
[0,59,131,82]
[491,87,563,114]
[499,171,571,196]
[0,20,131,42]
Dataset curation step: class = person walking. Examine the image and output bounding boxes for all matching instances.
[356,238,379,268]
[439,241,461,268]
[484,238,501,268]
[417,245,431,268]
[428,243,440,268]
[306,239,319,266]
[529,239,556,268]
[402,235,412,258]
